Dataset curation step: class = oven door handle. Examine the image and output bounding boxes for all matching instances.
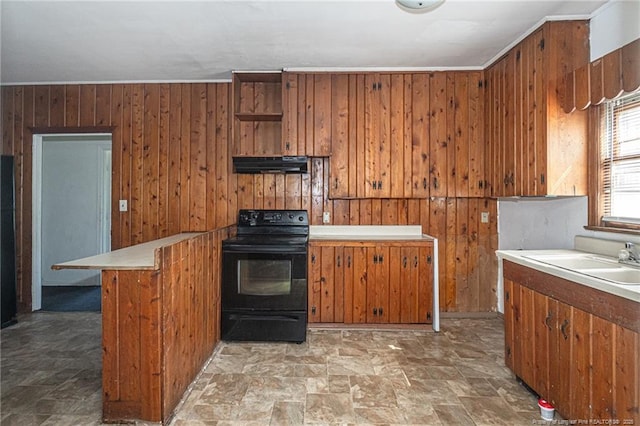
[228,313,303,322]
[222,246,307,254]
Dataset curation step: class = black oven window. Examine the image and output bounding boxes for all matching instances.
[238,259,292,296]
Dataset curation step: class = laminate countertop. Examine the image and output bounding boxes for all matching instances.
[309,225,436,241]
[52,233,204,271]
[497,249,640,303]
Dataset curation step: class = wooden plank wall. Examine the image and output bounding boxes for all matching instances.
[101,229,226,423]
[160,228,228,421]
[1,82,497,313]
[0,84,235,311]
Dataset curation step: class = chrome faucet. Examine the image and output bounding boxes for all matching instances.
[621,242,640,265]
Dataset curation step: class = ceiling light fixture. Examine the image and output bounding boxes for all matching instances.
[396,0,445,13]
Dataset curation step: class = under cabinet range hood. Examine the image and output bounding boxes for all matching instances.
[232,156,308,174]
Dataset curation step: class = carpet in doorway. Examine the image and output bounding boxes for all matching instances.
[41,286,101,312]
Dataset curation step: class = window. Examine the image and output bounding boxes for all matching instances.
[600,92,640,229]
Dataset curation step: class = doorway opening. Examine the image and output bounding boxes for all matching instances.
[32,134,112,311]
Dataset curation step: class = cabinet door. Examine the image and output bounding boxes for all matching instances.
[332,247,345,323]
[308,245,322,323]
[396,245,434,324]
[308,245,344,323]
[410,74,430,198]
[533,290,551,397]
[503,279,515,371]
[366,246,390,323]
[364,74,386,197]
[417,246,434,324]
[549,299,571,416]
[344,246,368,324]
[397,246,420,323]
[282,73,333,156]
[329,74,362,198]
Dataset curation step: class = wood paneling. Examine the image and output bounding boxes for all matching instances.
[101,230,226,423]
[2,78,497,314]
[485,21,589,197]
[1,83,234,311]
[563,38,639,112]
[504,263,640,424]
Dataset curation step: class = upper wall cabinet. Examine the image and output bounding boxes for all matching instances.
[233,72,283,156]
[282,73,332,157]
[330,72,485,199]
[232,72,334,157]
[484,21,590,197]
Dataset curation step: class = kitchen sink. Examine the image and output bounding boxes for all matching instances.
[581,268,640,285]
[523,253,640,285]
[523,254,622,270]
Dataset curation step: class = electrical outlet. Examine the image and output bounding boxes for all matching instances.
[322,211,331,224]
[481,211,489,223]
[119,200,128,212]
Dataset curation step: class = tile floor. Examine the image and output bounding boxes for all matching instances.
[1,312,547,425]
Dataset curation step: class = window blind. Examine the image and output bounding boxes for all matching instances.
[600,92,640,224]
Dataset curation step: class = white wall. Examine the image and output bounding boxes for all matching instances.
[590,0,640,61]
[40,135,111,287]
[498,197,588,250]
[495,196,588,313]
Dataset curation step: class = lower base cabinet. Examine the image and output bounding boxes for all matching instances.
[503,261,640,424]
[308,240,434,324]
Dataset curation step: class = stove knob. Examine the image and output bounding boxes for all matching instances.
[298,216,304,222]
[289,213,294,219]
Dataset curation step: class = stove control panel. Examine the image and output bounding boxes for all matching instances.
[238,209,309,226]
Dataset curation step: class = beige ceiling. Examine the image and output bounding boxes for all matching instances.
[0,0,609,85]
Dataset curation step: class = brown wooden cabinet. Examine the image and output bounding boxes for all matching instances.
[485,21,589,196]
[282,73,333,156]
[329,71,484,199]
[503,260,640,424]
[233,72,284,156]
[309,239,434,324]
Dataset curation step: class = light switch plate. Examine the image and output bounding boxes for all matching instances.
[119,200,128,212]
[322,211,331,224]
[481,211,489,223]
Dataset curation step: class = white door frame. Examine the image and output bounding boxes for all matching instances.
[31,133,112,311]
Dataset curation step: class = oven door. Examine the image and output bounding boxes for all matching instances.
[222,247,307,311]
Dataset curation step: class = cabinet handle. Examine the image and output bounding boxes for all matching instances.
[320,277,325,283]
[505,291,510,301]
[379,254,384,263]
[373,307,378,316]
[348,256,351,268]
[540,173,545,185]
[426,255,432,264]
[433,177,439,189]
[427,312,431,321]
[311,306,316,315]
[414,256,418,268]
[423,177,427,190]
[334,178,338,189]
[379,307,383,316]
[285,142,290,151]
[337,255,341,267]
[378,180,382,190]
[311,254,316,264]
[545,311,553,330]
[373,254,378,264]
[377,82,382,90]
[372,181,378,190]
[560,319,570,340]
[403,256,407,268]
[372,82,377,91]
